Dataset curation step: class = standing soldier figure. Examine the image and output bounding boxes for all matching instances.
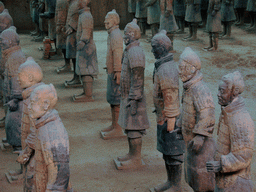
[220,0,236,38]
[183,0,202,41]
[177,47,216,192]
[100,9,125,139]
[114,19,150,170]
[207,71,254,192]
[144,0,160,40]
[73,0,98,102]
[55,0,72,73]
[159,0,178,49]
[174,0,186,34]
[204,0,221,51]
[150,30,185,192]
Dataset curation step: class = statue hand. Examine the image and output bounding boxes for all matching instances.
[126,99,138,116]
[16,150,30,164]
[65,27,73,35]
[166,117,175,132]
[5,99,18,111]
[114,71,121,85]
[206,160,221,172]
[77,41,86,50]
[189,135,205,153]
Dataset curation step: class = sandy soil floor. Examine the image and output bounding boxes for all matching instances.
[0,25,256,192]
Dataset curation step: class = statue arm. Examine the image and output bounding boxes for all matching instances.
[166,0,173,11]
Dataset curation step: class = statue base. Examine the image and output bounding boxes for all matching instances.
[100,130,126,140]
[72,95,94,102]
[64,81,82,88]
[113,158,145,170]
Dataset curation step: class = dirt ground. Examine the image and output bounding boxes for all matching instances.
[0,25,256,192]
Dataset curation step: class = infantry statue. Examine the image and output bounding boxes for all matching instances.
[159,0,178,48]
[183,0,202,41]
[55,0,72,73]
[207,71,255,192]
[114,19,150,170]
[100,9,125,139]
[135,0,147,35]
[174,0,186,34]
[177,47,216,191]
[246,0,256,30]
[17,84,72,192]
[220,0,236,38]
[144,0,160,40]
[72,0,98,102]
[234,0,248,26]
[204,0,222,51]
[64,0,82,87]
[150,30,185,192]
[17,57,44,191]
[0,27,26,152]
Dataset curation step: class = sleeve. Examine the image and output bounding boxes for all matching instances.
[128,67,145,101]
[110,32,123,72]
[55,1,68,27]
[10,75,22,99]
[67,2,79,31]
[166,0,173,11]
[221,113,254,173]
[79,14,93,43]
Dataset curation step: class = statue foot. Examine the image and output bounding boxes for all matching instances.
[117,153,132,162]
[154,181,172,192]
[101,125,113,133]
[56,65,72,74]
[120,158,142,168]
[64,79,82,88]
[184,37,197,41]
[73,94,94,102]
[8,169,22,176]
[207,47,217,51]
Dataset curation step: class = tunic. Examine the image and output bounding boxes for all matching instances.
[66,0,79,59]
[106,25,123,105]
[135,0,147,18]
[221,0,236,22]
[214,96,254,191]
[35,109,70,192]
[3,46,26,147]
[206,0,222,33]
[234,0,248,9]
[174,0,186,17]
[179,71,215,191]
[159,0,178,32]
[247,0,256,12]
[118,40,150,131]
[147,0,160,24]
[153,53,185,156]
[75,8,98,77]
[128,0,136,13]
[185,0,202,23]
[55,0,69,49]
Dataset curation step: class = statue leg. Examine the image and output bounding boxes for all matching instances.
[183,23,193,39]
[101,105,115,133]
[117,137,133,161]
[235,8,240,25]
[65,59,82,87]
[154,162,182,192]
[151,23,159,38]
[226,22,232,38]
[204,32,213,50]
[139,18,146,35]
[208,33,218,51]
[185,23,198,41]
[56,49,72,74]
[73,75,94,102]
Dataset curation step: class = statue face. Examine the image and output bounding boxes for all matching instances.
[28,94,48,119]
[123,29,135,46]
[18,70,33,89]
[151,40,166,60]
[178,59,195,82]
[217,81,232,106]
[104,17,115,30]
[78,0,88,9]
[0,37,10,50]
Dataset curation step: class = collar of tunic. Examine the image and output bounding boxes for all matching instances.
[22,82,45,100]
[78,7,90,15]
[183,70,203,90]
[107,25,119,34]
[221,96,245,115]
[154,53,173,70]
[125,40,140,51]
[35,109,58,129]
[2,45,21,58]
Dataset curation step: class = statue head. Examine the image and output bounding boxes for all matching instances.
[123,18,141,46]
[151,30,172,59]
[104,9,120,30]
[218,71,244,106]
[28,84,58,119]
[18,57,43,89]
[178,47,201,82]
[0,26,19,50]
[0,1,5,14]
[78,0,91,9]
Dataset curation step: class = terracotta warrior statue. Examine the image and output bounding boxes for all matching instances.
[128,0,136,18]
[174,0,186,34]
[72,0,98,102]
[144,0,160,39]
[64,0,82,87]
[183,0,202,41]
[246,0,256,30]
[56,0,72,73]
[100,9,125,139]
[234,0,248,26]
[17,84,72,192]
[177,47,216,192]
[0,27,26,152]
[135,0,147,35]
[204,0,221,51]
[151,30,185,192]
[207,71,255,192]
[159,0,178,49]
[114,19,150,170]
[17,57,45,191]
[220,0,236,38]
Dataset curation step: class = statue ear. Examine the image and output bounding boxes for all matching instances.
[232,87,240,97]
[43,100,50,111]
[190,66,196,74]
[28,74,34,82]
